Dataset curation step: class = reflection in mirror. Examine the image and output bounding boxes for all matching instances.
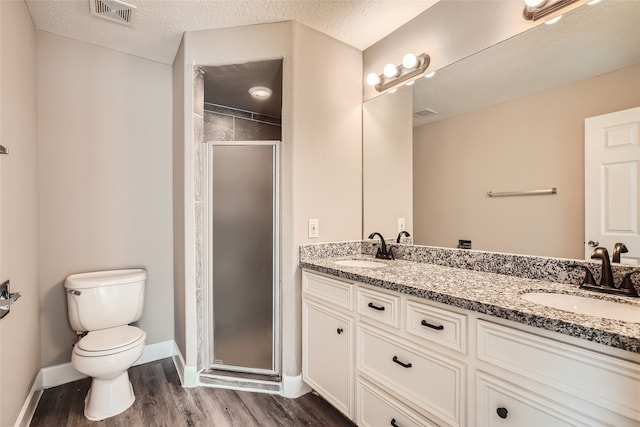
[363,1,640,259]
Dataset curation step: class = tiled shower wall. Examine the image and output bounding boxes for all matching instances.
[203,102,281,141]
[194,69,283,370]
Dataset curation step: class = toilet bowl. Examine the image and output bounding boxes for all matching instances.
[72,325,146,420]
[65,269,147,421]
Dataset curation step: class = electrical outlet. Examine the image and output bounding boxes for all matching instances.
[398,218,406,232]
[308,219,319,238]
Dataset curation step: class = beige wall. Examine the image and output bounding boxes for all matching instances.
[290,21,362,375]
[413,63,640,259]
[38,32,174,366]
[172,38,187,365]
[0,1,40,425]
[363,85,413,239]
[174,21,362,383]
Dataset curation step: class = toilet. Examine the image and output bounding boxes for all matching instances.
[64,268,147,421]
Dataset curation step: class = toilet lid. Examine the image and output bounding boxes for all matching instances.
[78,325,144,352]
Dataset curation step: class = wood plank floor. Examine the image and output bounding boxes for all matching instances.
[30,358,355,427]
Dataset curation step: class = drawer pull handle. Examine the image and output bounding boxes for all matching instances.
[496,407,508,419]
[336,328,344,335]
[421,319,444,330]
[392,356,412,368]
[368,302,385,311]
[390,418,400,427]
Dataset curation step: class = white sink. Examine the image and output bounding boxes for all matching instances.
[333,260,387,269]
[521,292,640,323]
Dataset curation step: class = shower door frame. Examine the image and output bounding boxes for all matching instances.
[203,140,281,377]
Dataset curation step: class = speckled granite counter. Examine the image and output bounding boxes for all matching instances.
[300,252,640,354]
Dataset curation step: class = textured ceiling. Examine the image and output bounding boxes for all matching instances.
[25,0,439,65]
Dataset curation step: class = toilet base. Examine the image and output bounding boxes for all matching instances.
[84,370,135,421]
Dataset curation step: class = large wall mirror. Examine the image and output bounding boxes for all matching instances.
[363,1,640,260]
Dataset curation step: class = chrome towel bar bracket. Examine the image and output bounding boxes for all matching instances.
[0,145,8,155]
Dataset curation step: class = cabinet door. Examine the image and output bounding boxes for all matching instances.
[303,300,354,418]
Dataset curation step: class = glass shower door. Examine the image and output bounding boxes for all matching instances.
[209,142,278,374]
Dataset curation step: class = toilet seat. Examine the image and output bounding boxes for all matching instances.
[74,325,145,357]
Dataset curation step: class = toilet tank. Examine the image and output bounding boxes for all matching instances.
[65,269,146,332]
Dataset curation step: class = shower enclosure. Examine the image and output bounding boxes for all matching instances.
[208,141,279,375]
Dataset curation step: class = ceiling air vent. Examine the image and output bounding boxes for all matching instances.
[413,108,438,119]
[89,0,136,26]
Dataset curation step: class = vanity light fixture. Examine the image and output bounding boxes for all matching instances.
[522,0,580,21]
[366,52,431,93]
[248,86,272,100]
[424,71,436,79]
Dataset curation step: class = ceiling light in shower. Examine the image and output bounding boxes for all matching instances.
[249,86,273,100]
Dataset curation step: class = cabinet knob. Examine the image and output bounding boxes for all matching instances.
[496,407,508,419]
[336,328,344,335]
[390,418,400,427]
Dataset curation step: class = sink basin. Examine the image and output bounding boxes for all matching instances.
[521,292,640,323]
[333,260,387,269]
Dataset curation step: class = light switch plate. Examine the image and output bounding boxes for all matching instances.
[398,218,406,232]
[308,219,319,238]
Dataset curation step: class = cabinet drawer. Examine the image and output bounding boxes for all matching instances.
[302,271,353,310]
[356,379,438,427]
[476,372,604,427]
[477,320,640,420]
[357,325,464,426]
[357,287,400,328]
[405,299,467,354]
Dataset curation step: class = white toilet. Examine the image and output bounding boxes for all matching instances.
[65,268,147,421]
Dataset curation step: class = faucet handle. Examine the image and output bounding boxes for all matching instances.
[569,264,596,286]
[619,271,640,297]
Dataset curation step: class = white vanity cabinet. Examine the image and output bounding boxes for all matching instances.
[475,320,640,427]
[302,269,640,427]
[302,271,355,419]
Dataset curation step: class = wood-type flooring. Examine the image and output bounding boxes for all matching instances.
[30,358,355,427]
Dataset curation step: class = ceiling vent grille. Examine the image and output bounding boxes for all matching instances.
[89,0,136,25]
[413,108,438,118]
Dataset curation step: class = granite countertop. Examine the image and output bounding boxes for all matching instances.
[300,254,640,354]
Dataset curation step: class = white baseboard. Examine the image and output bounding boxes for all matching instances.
[281,374,311,398]
[171,341,186,385]
[12,370,43,427]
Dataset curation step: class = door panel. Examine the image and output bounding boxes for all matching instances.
[585,107,640,264]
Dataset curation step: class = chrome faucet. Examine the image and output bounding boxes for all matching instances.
[396,231,411,243]
[368,232,394,260]
[612,242,628,263]
[591,247,614,287]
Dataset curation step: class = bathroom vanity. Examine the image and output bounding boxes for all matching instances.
[300,245,640,427]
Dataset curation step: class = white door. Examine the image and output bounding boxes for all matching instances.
[585,106,640,264]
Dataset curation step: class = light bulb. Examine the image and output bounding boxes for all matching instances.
[383,63,398,78]
[424,71,436,79]
[402,53,418,69]
[366,72,380,86]
[524,0,545,7]
[389,88,398,94]
[587,0,601,4]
